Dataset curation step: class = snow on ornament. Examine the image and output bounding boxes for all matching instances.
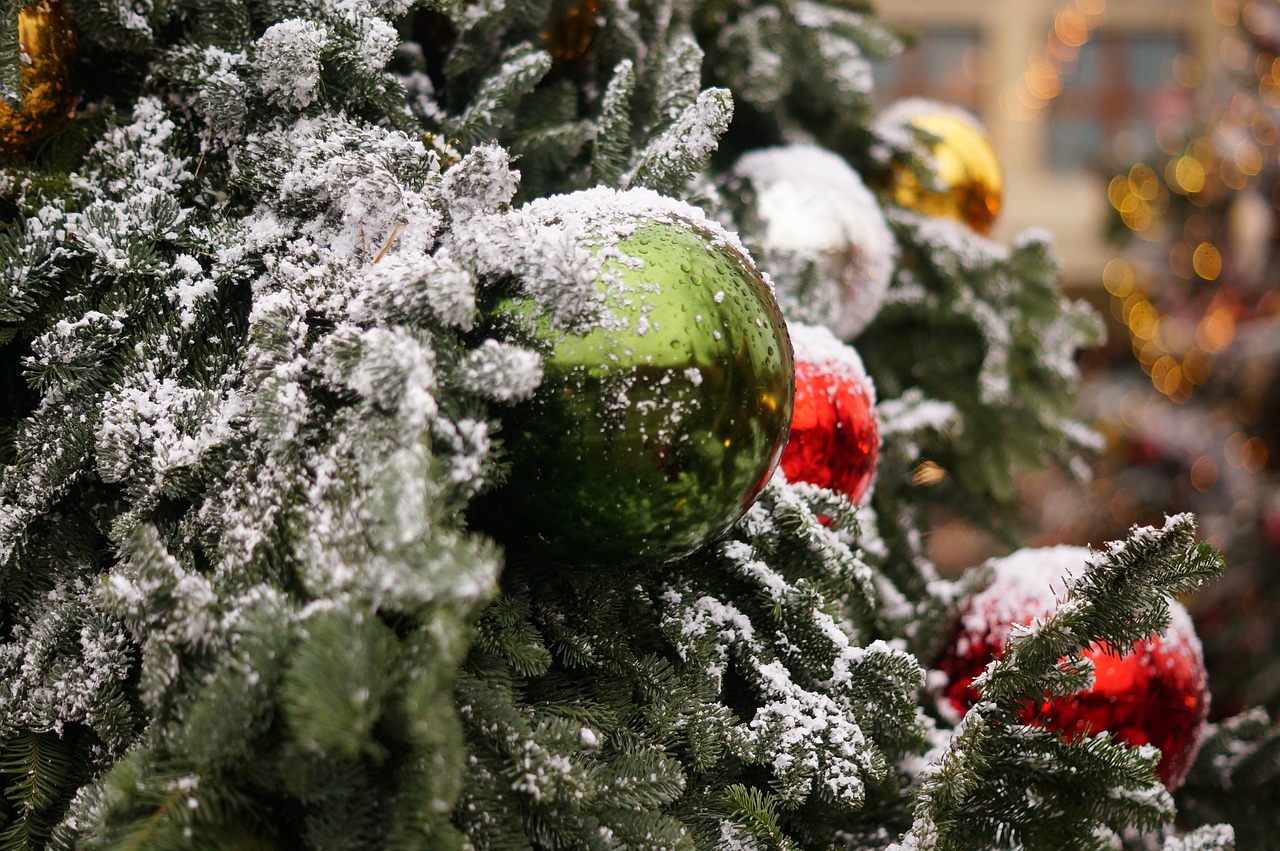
[474,187,795,566]
[933,545,1210,790]
[779,323,879,506]
[876,99,1003,235]
[728,144,896,341]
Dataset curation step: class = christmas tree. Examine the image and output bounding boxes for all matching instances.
[0,0,1273,848]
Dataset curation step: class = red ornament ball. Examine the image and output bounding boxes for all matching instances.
[934,545,1210,790]
[779,323,879,504]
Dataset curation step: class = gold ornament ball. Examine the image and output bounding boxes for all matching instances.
[0,0,77,158]
[890,109,1003,235]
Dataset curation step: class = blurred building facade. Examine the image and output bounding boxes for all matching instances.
[873,0,1220,286]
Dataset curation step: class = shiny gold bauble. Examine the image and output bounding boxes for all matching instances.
[890,110,1003,235]
[0,0,77,158]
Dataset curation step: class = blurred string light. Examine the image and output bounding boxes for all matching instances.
[1090,0,1280,524]
[1102,254,1234,404]
[1106,0,1278,476]
[1010,0,1107,112]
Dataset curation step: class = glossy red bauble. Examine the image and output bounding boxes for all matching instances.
[934,546,1210,790]
[779,323,879,505]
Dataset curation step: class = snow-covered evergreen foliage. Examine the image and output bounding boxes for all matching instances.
[0,0,1270,848]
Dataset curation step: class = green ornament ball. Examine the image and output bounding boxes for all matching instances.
[477,188,795,566]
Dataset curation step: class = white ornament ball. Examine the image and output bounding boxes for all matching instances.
[730,144,896,340]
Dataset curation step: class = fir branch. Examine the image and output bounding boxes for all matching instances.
[0,731,75,851]
[70,0,160,52]
[1163,824,1235,851]
[590,749,686,810]
[281,608,402,762]
[0,212,69,325]
[182,0,252,49]
[864,214,1105,549]
[894,711,990,851]
[0,0,19,107]
[649,34,704,127]
[627,88,732,195]
[72,752,272,850]
[472,590,553,678]
[171,591,294,773]
[721,785,800,851]
[509,119,593,188]
[1178,709,1280,848]
[590,60,636,188]
[445,44,552,151]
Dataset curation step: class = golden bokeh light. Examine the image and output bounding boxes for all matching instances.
[1259,74,1280,109]
[1097,0,1271,415]
[1192,242,1223,280]
[1220,157,1248,191]
[1235,139,1263,175]
[1054,9,1090,46]
[1010,0,1106,119]
[1252,112,1278,145]
[1135,337,1162,368]
[1102,258,1135,296]
[1190,455,1220,492]
[1196,308,1236,352]
[1221,35,1251,72]
[1182,348,1212,384]
[1171,156,1205,193]
[1129,163,1160,199]
[1150,355,1179,390]
[1237,388,1265,424]
[1026,60,1062,100]
[1127,300,1159,340]
[1211,0,1240,27]
[1242,437,1269,474]
[1226,431,1248,469]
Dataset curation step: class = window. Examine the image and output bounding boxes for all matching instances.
[1047,30,1191,171]
[873,25,990,115]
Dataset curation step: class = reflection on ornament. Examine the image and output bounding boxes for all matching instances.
[934,545,1210,790]
[779,323,879,505]
[879,99,1003,235]
[0,0,77,158]
[477,188,795,566]
[729,144,896,340]
[543,0,599,67]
